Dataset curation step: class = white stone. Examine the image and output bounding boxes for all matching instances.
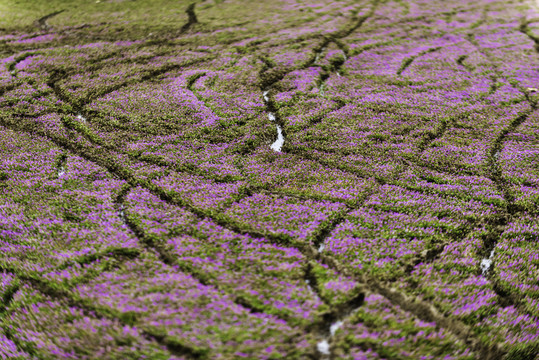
[317,340,330,355]
[330,321,343,336]
[481,250,495,275]
[270,125,284,152]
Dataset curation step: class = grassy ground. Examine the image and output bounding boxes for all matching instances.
[0,0,539,359]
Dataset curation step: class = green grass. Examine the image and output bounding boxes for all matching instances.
[1,0,192,30]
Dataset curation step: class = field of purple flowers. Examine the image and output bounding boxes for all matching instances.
[0,0,539,358]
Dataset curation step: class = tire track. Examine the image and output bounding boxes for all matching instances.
[6,51,40,77]
[46,55,215,114]
[0,109,505,359]
[180,3,199,33]
[464,31,537,316]
[397,46,441,76]
[34,10,65,31]
[0,254,195,358]
[113,184,298,323]
[0,2,521,357]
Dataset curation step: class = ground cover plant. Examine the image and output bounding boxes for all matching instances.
[0,0,538,358]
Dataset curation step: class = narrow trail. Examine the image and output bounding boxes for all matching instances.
[113,184,131,229]
[180,3,199,33]
[417,117,448,152]
[256,0,380,152]
[113,185,310,332]
[34,10,65,31]
[54,152,67,178]
[45,55,215,115]
[397,46,441,76]
[461,28,539,321]
[0,254,189,358]
[1,94,505,360]
[7,51,39,77]
[255,29,510,353]
[28,94,494,353]
[303,262,344,359]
